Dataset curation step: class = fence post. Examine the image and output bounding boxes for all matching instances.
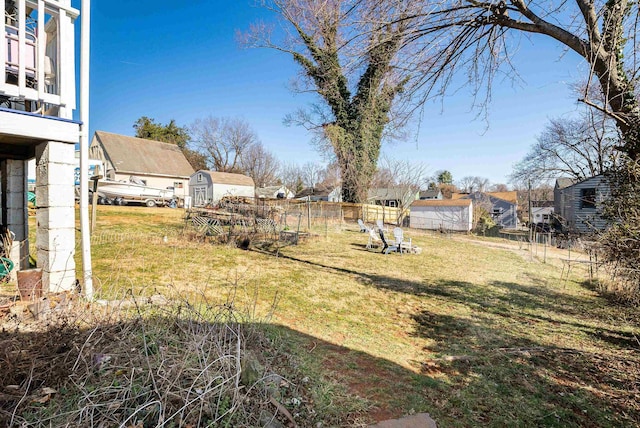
[307,196,311,230]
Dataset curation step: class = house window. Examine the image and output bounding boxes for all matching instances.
[492,208,503,218]
[581,188,596,209]
[197,173,203,183]
[174,182,184,189]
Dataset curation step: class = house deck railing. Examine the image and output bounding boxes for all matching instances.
[1,0,78,119]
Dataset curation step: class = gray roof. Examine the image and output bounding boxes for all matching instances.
[93,131,194,177]
[368,188,418,200]
[419,189,441,199]
[256,185,286,198]
[296,186,335,198]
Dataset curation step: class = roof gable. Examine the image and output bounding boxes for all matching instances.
[93,131,194,177]
[485,191,518,205]
[555,177,579,189]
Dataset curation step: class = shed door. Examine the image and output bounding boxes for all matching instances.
[194,186,207,207]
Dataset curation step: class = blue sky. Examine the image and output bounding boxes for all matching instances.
[75,1,587,186]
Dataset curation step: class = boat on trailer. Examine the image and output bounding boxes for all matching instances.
[95,176,176,207]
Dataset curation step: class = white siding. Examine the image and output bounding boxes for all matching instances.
[531,206,554,224]
[410,205,472,231]
[212,183,254,202]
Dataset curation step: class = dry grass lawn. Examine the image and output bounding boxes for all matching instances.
[5,205,639,427]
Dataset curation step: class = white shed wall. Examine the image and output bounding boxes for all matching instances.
[410,206,472,231]
[212,183,255,202]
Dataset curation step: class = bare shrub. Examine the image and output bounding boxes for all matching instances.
[0,285,332,427]
[598,158,640,300]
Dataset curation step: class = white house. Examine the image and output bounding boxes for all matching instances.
[295,185,342,202]
[0,0,83,292]
[410,199,473,232]
[88,131,194,200]
[189,170,255,207]
[256,185,295,199]
[531,201,554,225]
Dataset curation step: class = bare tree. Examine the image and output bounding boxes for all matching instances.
[320,161,342,188]
[400,0,640,160]
[510,113,619,185]
[375,156,429,223]
[457,176,490,193]
[371,166,395,188]
[246,1,431,202]
[490,183,509,192]
[299,162,326,188]
[189,116,258,172]
[278,162,304,194]
[239,142,281,187]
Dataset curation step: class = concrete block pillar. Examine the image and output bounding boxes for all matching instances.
[35,141,76,292]
[0,159,29,279]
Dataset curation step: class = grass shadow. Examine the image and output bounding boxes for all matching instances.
[0,312,440,427]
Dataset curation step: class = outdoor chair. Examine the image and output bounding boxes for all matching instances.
[357,219,369,233]
[391,227,412,254]
[388,227,422,254]
[367,228,382,249]
[376,219,388,233]
[378,229,395,254]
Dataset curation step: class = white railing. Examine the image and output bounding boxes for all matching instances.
[0,0,78,118]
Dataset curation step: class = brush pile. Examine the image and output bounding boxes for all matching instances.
[0,296,327,427]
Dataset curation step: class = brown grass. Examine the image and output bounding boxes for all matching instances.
[1,205,638,427]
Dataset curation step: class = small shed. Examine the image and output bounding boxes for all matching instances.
[410,199,473,232]
[190,170,255,207]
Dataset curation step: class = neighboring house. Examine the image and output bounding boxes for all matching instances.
[554,175,609,233]
[256,185,295,199]
[296,186,342,202]
[453,191,519,228]
[410,199,473,232]
[190,170,255,207]
[368,188,420,208]
[553,177,578,223]
[531,201,554,225]
[89,131,194,199]
[0,0,84,292]
[419,189,443,200]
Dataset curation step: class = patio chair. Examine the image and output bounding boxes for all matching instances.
[367,228,382,249]
[379,229,396,254]
[357,219,369,233]
[376,219,388,233]
[392,227,412,254]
